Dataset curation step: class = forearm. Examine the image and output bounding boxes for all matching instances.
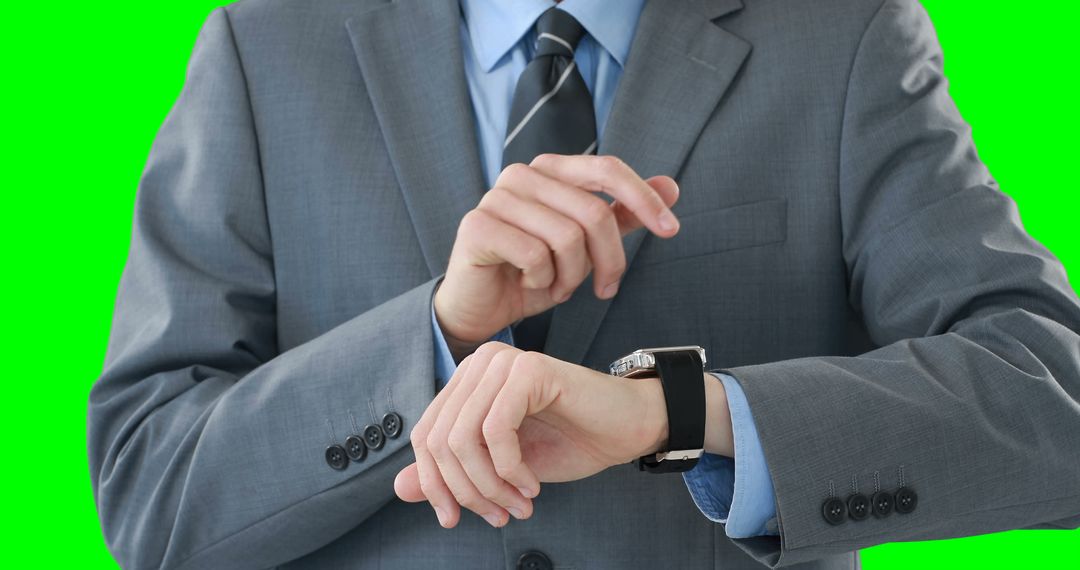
[726,308,1080,565]
[90,278,442,569]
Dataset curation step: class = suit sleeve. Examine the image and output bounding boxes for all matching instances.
[431,298,515,388]
[722,0,1080,566]
[87,8,438,569]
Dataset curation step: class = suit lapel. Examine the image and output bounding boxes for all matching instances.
[347,0,751,364]
[346,0,485,277]
[544,0,752,365]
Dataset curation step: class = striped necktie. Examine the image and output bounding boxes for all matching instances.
[501,7,596,167]
[502,7,596,353]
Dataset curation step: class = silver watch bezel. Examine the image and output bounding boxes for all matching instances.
[608,345,707,378]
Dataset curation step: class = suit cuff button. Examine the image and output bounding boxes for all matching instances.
[846,493,870,521]
[325,444,348,471]
[871,490,894,517]
[364,424,386,450]
[382,411,404,439]
[894,486,918,514]
[822,497,847,525]
[345,434,368,462]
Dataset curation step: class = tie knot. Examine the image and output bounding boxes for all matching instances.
[533,8,586,58]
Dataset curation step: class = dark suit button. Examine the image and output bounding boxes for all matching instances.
[325,445,348,471]
[846,493,870,521]
[821,497,846,525]
[364,424,385,450]
[516,550,552,570]
[382,412,404,439]
[895,486,918,514]
[345,435,367,462]
[871,490,893,518]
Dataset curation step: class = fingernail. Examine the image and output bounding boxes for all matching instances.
[601,281,619,299]
[658,211,679,233]
[557,289,572,303]
[483,513,504,527]
[508,506,525,520]
[517,486,536,498]
[434,506,449,527]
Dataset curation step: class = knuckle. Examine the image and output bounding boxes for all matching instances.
[489,348,518,369]
[475,340,505,358]
[426,432,448,457]
[446,428,472,456]
[477,187,504,210]
[522,245,549,271]
[498,162,531,185]
[606,255,628,278]
[410,428,427,450]
[529,153,558,168]
[513,351,547,377]
[458,209,488,235]
[458,493,486,512]
[474,480,502,501]
[597,154,626,175]
[582,198,612,229]
[552,224,585,252]
[493,460,516,480]
[417,477,437,497]
[447,484,482,506]
[481,416,501,440]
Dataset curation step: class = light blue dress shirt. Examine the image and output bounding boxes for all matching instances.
[429,0,778,538]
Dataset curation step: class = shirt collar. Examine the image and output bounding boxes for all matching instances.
[460,0,645,72]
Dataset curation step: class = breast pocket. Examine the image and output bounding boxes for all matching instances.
[634,198,787,267]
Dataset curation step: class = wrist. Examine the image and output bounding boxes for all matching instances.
[432,283,494,362]
[702,372,734,457]
[635,376,669,458]
[634,372,733,460]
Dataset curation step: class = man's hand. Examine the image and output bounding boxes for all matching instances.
[394,342,733,529]
[434,154,681,356]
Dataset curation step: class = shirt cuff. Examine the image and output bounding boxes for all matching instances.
[430,303,513,389]
[682,372,779,537]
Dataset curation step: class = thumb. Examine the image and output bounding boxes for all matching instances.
[393,463,426,503]
[613,175,680,236]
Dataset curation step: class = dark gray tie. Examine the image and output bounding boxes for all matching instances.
[502,8,596,353]
[501,7,597,166]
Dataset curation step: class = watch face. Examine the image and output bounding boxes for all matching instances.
[636,346,706,362]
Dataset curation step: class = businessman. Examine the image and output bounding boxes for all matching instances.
[88,0,1080,568]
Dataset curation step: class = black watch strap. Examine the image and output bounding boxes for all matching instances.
[638,350,705,473]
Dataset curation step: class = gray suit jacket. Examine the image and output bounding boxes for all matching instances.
[88,0,1080,568]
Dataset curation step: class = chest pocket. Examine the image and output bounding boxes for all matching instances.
[634,197,787,267]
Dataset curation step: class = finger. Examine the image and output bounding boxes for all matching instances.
[408,355,472,527]
[456,208,556,290]
[529,154,680,238]
[394,463,424,503]
[496,164,625,299]
[428,343,514,528]
[478,187,589,303]
[450,349,535,519]
[483,353,547,496]
[416,435,462,528]
[612,175,680,234]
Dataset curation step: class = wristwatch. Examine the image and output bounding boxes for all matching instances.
[609,346,707,473]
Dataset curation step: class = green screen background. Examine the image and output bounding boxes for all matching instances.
[3,1,1077,567]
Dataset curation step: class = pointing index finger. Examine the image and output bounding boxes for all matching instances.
[529,154,680,238]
